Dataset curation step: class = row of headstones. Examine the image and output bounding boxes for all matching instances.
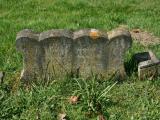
[1,51,159,84]
[16,28,132,82]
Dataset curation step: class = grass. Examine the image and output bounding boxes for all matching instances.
[0,0,160,119]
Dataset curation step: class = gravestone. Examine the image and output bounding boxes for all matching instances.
[107,29,132,78]
[73,29,108,78]
[16,28,132,82]
[17,29,73,81]
[39,30,73,80]
[16,29,41,81]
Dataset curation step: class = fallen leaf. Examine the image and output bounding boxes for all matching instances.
[69,96,79,104]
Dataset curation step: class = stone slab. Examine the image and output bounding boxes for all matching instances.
[138,60,160,80]
[136,51,160,80]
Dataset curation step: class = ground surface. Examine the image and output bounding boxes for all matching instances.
[0,0,160,120]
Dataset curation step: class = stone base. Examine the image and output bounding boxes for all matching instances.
[138,60,160,80]
[135,51,160,80]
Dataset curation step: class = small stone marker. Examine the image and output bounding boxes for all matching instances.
[16,28,132,82]
[135,51,160,80]
[0,71,4,84]
[138,60,160,80]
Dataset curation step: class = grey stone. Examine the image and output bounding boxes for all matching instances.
[107,28,132,78]
[137,51,160,80]
[17,29,73,81]
[73,29,109,78]
[0,71,4,84]
[16,28,132,81]
[39,30,73,79]
[138,60,160,80]
[16,29,41,81]
[148,51,159,62]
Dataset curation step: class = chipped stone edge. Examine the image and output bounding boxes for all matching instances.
[108,28,132,42]
[39,29,73,41]
[16,28,132,44]
[137,51,160,79]
[16,29,39,41]
[73,29,108,40]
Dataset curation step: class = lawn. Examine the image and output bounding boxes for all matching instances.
[0,0,160,119]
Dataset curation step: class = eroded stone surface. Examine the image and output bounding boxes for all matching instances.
[16,29,41,81]
[39,30,73,79]
[16,28,132,81]
[107,28,132,78]
[73,29,109,78]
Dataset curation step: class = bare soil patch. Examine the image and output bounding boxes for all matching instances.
[130,29,160,46]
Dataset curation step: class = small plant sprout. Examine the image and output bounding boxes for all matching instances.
[74,77,117,115]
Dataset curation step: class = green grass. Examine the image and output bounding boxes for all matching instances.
[0,0,160,119]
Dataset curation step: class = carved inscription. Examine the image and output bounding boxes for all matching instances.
[73,29,108,77]
[39,30,73,79]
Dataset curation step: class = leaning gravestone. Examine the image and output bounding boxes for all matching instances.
[16,28,132,82]
[107,29,132,78]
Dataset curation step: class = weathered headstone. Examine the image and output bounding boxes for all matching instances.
[39,30,73,79]
[16,28,132,81]
[107,29,132,78]
[73,29,108,78]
